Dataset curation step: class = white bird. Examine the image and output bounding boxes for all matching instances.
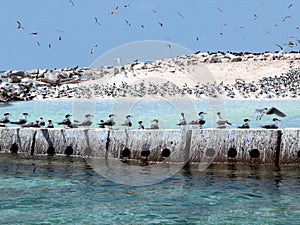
[216,112,232,129]
[255,107,286,120]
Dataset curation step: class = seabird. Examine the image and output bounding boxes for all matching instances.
[124,4,130,8]
[58,36,62,41]
[110,6,119,15]
[98,114,115,128]
[74,114,93,127]
[125,19,131,27]
[288,4,293,8]
[282,16,291,22]
[98,120,105,128]
[38,117,45,126]
[176,112,186,126]
[121,115,133,128]
[138,121,144,129]
[238,119,250,129]
[69,0,75,6]
[159,22,163,27]
[90,44,98,54]
[216,112,232,129]
[255,107,286,120]
[10,113,29,125]
[177,11,184,19]
[150,119,159,129]
[95,17,101,26]
[261,118,281,129]
[0,113,11,124]
[190,112,206,128]
[17,21,24,29]
[29,32,38,35]
[47,120,54,128]
[57,114,72,127]
[22,120,40,128]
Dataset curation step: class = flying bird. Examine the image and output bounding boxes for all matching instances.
[177,11,184,19]
[125,19,131,27]
[36,41,40,46]
[90,44,98,54]
[255,107,286,120]
[253,14,257,20]
[124,4,130,8]
[159,22,163,27]
[275,43,284,51]
[58,35,62,40]
[29,32,38,35]
[111,6,119,15]
[217,6,224,13]
[141,24,144,28]
[282,16,291,22]
[152,9,157,13]
[48,43,52,48]
[288,4,293,8]
[69,0,75,6]
[95,17,101,26]
[17,21,24,29]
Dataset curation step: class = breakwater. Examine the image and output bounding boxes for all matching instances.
[0,128,299,165]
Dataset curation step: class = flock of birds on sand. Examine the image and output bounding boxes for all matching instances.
[0,107,286,130]
[14,1,300,54]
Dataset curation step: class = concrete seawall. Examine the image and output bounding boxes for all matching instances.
[0,128,299,165]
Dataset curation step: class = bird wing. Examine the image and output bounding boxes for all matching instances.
[266,107,286,117]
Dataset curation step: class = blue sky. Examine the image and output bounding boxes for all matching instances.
[0,0,299,70]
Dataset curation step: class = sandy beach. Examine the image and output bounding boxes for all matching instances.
[1,52,300,101]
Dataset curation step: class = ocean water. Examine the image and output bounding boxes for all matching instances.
[1,99,300,224]
[0,153,300,224]
[0,98,299,129]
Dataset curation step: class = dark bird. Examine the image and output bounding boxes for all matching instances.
[98,114,115,127]
[90,44,98,54]
[166,43,172,49]
[141,24,144,29]
[48,43,52,48]
[111,6,119,15]
[36,41,41,46]
[275,43,284,51]
[196,37,199,41]
[17,21,24,29]
[190,112,206,128]
[253,14,257,20]
[255,107,286,120]
[125,19,131,27]
[98,120,105,128]
[261,118,281,129]
[10,113,29,125]
[69,0,75,6]
[124,4,130,8]
[38,117,45,126]
[58,35,62,41]
[288,4,293,8]
[47,120,54,128]
[216,112,232,129]
[138,121,144,129]
[29,32,38,35]
[57,114,72,127]
[0,113,11,124]
[95,17,101,26]
[177,11,184,19]
[159,22,163,27]
[238,119,250,129]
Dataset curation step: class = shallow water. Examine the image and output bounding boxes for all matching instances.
[0,98,299,129]
[0,154,300,224]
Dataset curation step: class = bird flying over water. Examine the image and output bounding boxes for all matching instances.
[69,0,75,6]
[29,32,38,35]
[255,107,286,120]
[177,11,184,19]
[125,19,131,27]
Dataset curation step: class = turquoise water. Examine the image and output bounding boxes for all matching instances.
[0,154,300,224]
[1,99,300,224]
[0,98,299,129]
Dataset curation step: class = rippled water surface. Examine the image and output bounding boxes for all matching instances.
[0,154,300,224]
